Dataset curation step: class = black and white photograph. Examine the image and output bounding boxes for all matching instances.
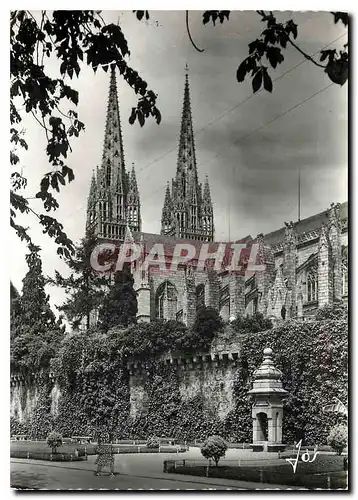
[9,7,349,491]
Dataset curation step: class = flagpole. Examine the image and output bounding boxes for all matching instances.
[298,167,301,222]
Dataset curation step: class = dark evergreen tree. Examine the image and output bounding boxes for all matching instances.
[11,244,64,372]
[98,267,138,333]
[49,229,108,330]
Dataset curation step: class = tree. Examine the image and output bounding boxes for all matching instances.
[48,229,108,331]
[98,268,138,333]
[11,245,65,372]
[192,306,224,345]
[327,424,348,455]
[200,435,228,466]
[10,10,161,255]
[47,431,63,454]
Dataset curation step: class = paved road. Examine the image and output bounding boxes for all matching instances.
[10,448,305,491]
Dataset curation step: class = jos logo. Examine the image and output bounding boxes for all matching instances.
[285,440,319,473]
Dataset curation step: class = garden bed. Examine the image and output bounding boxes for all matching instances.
[11,450,87,461]
[164,463,347,489]
[10,440,187,459]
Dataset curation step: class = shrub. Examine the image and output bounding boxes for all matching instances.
[181,307,223,351]
[316,301,348,321]
[231,312,273,334]
[327,424,348,455]
[200,435,228,466]
[146,435,160,449]
[47,431,63,454]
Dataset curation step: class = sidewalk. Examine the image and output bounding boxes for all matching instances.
[11,449,308,491]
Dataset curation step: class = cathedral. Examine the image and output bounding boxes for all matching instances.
[86,67,348,327]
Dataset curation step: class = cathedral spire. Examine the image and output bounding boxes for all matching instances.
[86,68,141,240]
[101,65,126,193]
[173,68,200,202]
[160,70,214,241]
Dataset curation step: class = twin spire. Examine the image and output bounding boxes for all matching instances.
[86,65,214,243]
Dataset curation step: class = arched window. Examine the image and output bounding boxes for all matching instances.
[155,281,177,320]
[342,261,348,296]
[307,270,318,302]
[196,284,205,311]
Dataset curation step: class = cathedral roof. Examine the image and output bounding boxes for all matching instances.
[263,201,348,247]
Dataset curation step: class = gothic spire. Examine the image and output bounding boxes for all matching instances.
[175,70,199,189]
[202,174,212,208]
[86,68,142,240]
[129,163,139,194]
[87,170,97,207]
[161,182,174,235]
[101,66,126,193]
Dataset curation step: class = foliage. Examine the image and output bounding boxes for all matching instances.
[10,10,160,254]
[27,379,53,440]
[13,292,347,445]
[200,435,228,466]
[10,416,29,437]
[231,312,273,334]
[10,245,64,372]
[315,300,348,321]
[48,229,108,330]
[181,306,224,352]
[146,436,160,449]
[51,327,130,440]
[47,431,63,453]
[98,268,137,333]
[211,10,348,91]
[109,320,188,361]
[327,424,348,455]
[233,318,348,445]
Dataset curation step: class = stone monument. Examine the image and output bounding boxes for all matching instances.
[248,347,288,452]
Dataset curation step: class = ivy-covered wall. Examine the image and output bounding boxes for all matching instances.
[10,315,347,446]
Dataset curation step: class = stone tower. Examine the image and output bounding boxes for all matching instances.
[86,67,141,240]
[160,70,214,241]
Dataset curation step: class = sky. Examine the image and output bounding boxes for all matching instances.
[9,10,348,314]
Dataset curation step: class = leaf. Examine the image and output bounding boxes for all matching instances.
[252,68,263,93]
[332,12,349,27]
[263,68,273,92]
[236,60,248,83]
[40,177,50,193]
[266,46,284,69]
[203,11,211,25]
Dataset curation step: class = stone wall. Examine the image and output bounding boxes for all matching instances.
[10,376,61,424]
[127,325,242,424]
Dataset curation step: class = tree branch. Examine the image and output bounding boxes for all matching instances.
[186,10,204,53]
[286,37,326,68]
